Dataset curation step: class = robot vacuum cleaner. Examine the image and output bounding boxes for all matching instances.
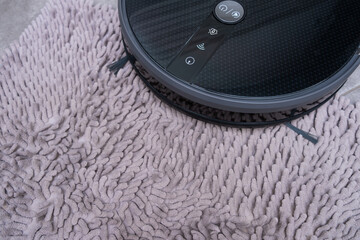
[111,0,360,129]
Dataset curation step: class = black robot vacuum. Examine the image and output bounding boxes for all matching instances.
[111,0,360,129]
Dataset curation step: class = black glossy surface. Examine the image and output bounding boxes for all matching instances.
[126,0,360,97]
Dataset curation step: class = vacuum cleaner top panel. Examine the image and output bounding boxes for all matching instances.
[123,0,360,111]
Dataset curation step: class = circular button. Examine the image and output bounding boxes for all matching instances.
[185,57,195,65]
[214,1,245,24]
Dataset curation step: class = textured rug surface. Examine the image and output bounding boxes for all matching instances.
[1,0,360,239]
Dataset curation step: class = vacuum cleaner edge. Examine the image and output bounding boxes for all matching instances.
[118,0,360,113]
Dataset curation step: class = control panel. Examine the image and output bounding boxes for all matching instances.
[167,1,245,82]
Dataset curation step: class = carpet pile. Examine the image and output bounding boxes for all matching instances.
[1,0,360,239]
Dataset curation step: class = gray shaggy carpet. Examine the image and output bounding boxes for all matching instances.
[1,0,360,239]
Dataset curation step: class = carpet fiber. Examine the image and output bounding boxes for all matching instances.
[1,0,360,239]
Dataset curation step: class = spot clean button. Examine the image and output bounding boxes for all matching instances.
[214,1,245,24]
[185,57,196,65]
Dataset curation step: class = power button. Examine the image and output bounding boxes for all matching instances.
[214,1,245,24]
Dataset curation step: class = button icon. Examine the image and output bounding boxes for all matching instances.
[219,4,228,12]
[208,28,218,36]
[232,11,241,18]
[197,43,205,51]
[185,57,195,65]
